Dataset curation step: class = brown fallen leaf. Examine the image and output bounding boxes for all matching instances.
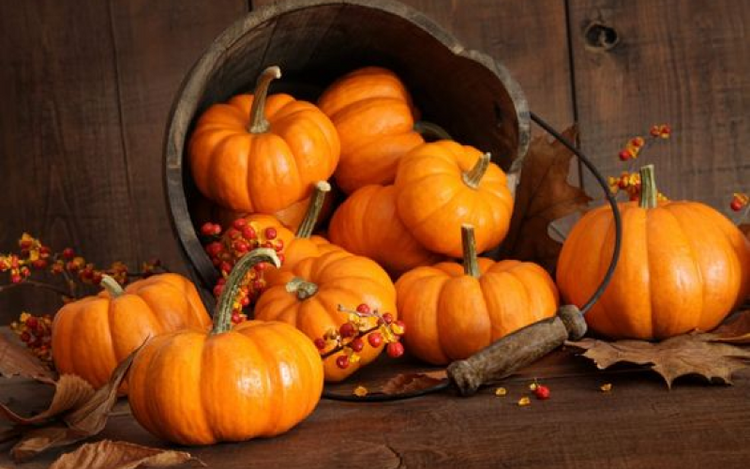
[0,374,94,425]
[49,440,205,469]
[496,126,592,272]
[381,370,447,395]
[739,223,749,238]
[0,330,55,382]
[710,309,750,345]
[5,343,141,462]
[566,333,750,389]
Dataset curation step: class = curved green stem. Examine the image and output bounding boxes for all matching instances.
[213,248,280,334]
[414,121,452,141]
[296,181,331,238]
[100,275,124,298]
[461,224,480,278]
[248,65,282,134]
[462,153,491,189]
[285,277,319,300]
[639,164,658,209]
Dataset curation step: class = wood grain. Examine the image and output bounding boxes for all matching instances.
[568,0,750,212]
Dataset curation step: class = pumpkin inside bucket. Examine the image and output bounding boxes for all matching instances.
[164,0,530,292]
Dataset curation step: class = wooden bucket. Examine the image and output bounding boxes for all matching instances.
[164,0,530,291]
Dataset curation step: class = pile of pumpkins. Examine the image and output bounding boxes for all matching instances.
[49,65,750,446]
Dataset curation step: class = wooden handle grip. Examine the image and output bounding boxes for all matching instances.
[446,305,587,396]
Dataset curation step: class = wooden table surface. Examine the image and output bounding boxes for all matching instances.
[2,348,749,469]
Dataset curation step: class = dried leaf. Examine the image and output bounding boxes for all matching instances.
[739,223,750,238]
[710,310,750,344]
[381,370,447,395]
[0,331,55,381]
[49,440,205,469]
[8,344,141,462]
[497,126,592,272]
[566,333,750,388]
[0,375,94,425]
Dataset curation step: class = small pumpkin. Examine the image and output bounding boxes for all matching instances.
[254,250,397,382]
[317,66,424,194]
[128,249,324,446]
[557,165,750,339]
[189,65,340,213]
[395,225,558,365]
[52,273,212,390]
[328,184,442,276]
[394,140,514,258]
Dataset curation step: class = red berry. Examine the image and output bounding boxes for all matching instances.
[0,260,7,271]
[274,239,284,251]
[200,222,216,236]
[240,296,250,307]
[731,199,744,212]
[226,228,240,239]
[11,274,22,284]
[356,303,370,314]
[265,227,277,240]
[217,277,227,285]
[205,242,224,257]
[386,341,405,358]
[92,273,103,285]
[382,312,394,324]
[32,259,48,269]
[233,218,247,230]
[254,262,267,272]
[252,280,265,292]
[19,239,32,249]
[234,240,249,253]
[339,322,356,338]
[62,248,75,260]
[231,312,241,324]
[20,331,31,343]
[335,355,350,369]
[618,150,631,161]
[25,317,39,330]
[367,332,383,348]
[350,337,365,352]
[277,253,286,264]
[314,338,326,350]
[533,385,551,400]
[242,226,257,239]
[220,261,233,274]
[213,284,224,297]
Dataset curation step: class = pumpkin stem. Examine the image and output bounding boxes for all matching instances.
[285,277,319,300]
[414,121,453,141]
[248,65,282,134]
[100,275,124,298]
[296,181,331,238]
[461,224,480,278]
[212,248,281,334]
[462,152,491,189]
[639,164,658,209]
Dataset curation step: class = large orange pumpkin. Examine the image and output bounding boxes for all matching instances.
[189,65,340,213]
[557,165,750,339]
[52,273,212,390]
[328,184,441,276]
[317,66,424,194]
[254,250,397,382]
[394,140,514,258]
[395,225,558,365]
[128,249,324,446]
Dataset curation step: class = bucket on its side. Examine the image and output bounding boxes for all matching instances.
[164,0,530,292]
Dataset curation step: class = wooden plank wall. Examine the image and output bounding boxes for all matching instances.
[1,0,747,321]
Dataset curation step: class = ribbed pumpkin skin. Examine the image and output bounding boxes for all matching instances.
[128,320,323,446]
[396,259,558,365]
[189,93,340,213]
[51,274,211,390]
[394,140,513,258]
[328,184,441,276]
[263,236,342,286]
[557,201,750,339]
[318,67,424,194]
[254,250,397,381]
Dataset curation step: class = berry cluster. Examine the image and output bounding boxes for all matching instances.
[608,171,669,202]
[314,303,406,369]
[617,124,671,162]
[608,124,672,202]
[200,219,285,323]
[730,192,748,213]
[9,312,53,363]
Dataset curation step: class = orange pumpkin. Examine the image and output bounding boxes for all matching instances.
[394,140,514,258]
[128,249,323,446]
[254,250,397,381]
[317,66,424,194]
[328,184,442,276]
[396,225,558,365]
[189,65,340,213]
[557,165,750,339]
[52,273,212,390]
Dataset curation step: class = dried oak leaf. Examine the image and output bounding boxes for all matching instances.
[0,374,94,425]
[566,333,750,389]
[709,309,750,345]
[49,440,205,469]
[6,344,140,462]
[381,370,447,395]
[497,126,591,272]
[0,330,55,382]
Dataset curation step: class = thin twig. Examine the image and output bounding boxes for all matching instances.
[0,279,71,298]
